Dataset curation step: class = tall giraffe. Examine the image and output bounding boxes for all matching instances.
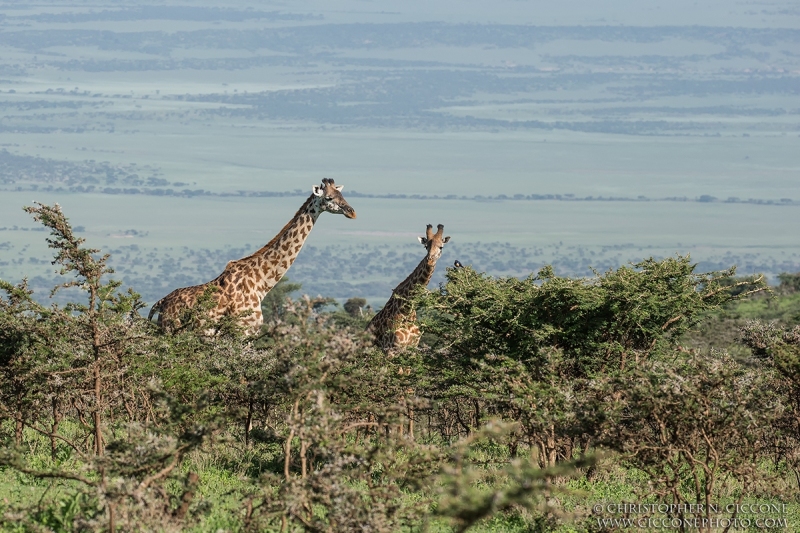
[148,178,356,334]
[367,224,450,351]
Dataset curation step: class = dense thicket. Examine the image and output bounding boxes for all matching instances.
[0,204,797,532]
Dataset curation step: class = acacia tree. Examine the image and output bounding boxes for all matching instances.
[411,258,766,464]
[0,204,229,530]
[0,203,148,456]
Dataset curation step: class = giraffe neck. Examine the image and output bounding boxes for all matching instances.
[366,253,439,343]
[239,194,322,301]
[391,255,437,301]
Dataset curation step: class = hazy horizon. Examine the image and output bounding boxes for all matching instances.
[1,0,798,304]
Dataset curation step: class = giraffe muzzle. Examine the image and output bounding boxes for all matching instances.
[343,206,357,219]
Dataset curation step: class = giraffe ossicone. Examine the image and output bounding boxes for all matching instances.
[148,178,356,335]
[367,223,451,351]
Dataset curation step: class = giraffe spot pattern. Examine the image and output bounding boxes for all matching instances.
[367,225,449,352]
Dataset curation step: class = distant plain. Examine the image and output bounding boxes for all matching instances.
[0,0,798,305]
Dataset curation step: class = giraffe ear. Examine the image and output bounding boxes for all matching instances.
[312,185,324,196]
[418,237,427,245]
[334,185,343,192]
[443,236,451,244]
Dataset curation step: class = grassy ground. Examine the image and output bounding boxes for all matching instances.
[2,426,797,532]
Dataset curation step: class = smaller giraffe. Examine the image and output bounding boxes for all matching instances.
[367,224,450,351]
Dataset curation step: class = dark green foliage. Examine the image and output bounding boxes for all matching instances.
[778,272,800,295]
[405,258,794,518]
[415,258,765,377]
[408,259,766,467]
[343,297,367,318]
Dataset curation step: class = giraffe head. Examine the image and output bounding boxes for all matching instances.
[418,223,451,262]
[312,178,357,219]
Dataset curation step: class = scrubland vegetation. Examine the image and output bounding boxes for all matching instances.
[1,4,798,530]
[1,203,798,532]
